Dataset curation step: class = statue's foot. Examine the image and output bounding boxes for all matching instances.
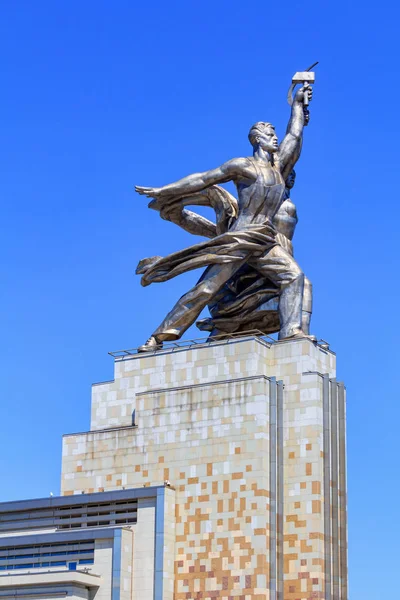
[138,336,163,353]
[281,330,317,343]
[295,332,317,342]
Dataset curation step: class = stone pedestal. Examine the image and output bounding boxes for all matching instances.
[61,336,348,600]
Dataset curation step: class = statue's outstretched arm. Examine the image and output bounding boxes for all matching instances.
[135,158,247,200]
[279,85,312,181]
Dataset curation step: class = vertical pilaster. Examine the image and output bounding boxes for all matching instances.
[154,487,175,600]
[330,379,340,599]
[154,488,165,600]
[133,498,156,600]
[338,383,348,600]
[269,378,278,600]
[323,374,332,600]
[322,376,349,600]
[276,380,284,600]
[269,378,284,600]
[111,529,122,600]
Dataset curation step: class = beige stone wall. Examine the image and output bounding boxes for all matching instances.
[89,338,334,433]
[63,375,274,598]
[61,337,346,600]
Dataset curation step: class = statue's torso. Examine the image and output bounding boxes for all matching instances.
[230,158,285,232]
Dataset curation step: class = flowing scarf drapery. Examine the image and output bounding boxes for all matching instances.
[136,184,282,335]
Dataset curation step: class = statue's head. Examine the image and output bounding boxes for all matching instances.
[285,169,296,189]
[248,122,278,153]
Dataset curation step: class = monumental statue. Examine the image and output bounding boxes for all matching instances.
[135,71,315,352]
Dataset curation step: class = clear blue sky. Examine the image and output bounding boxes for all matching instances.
[0,2,398,597]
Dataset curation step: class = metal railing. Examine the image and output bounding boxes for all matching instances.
[108,329,278,358]
[108,330,332,358]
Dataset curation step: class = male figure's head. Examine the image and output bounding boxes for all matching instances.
[285,169,296,189]
[248,122,279,153]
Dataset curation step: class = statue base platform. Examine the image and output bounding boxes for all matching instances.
[62,334,348,600]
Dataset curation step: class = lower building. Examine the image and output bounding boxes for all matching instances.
[0,485,173,599]
[0,334,348,599]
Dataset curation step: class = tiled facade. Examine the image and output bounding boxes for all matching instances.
[61,336,348,599]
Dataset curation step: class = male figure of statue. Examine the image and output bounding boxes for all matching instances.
[197,169,313,338]
[136,84,314,351]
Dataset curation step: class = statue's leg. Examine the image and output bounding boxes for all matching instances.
[250,245,307,340]
[139,259,247,350]
[301,277,313,335]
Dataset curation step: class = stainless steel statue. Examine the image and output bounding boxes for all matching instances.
[135,78,315,352]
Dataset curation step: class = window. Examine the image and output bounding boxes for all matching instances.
[0,541,94,571]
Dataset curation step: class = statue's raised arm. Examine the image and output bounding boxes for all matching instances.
[278,84,313,181]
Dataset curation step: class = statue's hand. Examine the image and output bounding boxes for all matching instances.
[135,185,163,199]
[294,84,313,104]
